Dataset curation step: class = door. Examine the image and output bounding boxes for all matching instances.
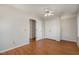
[61,17,77,42]
[30,19,36,42]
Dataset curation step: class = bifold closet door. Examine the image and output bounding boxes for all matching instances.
[61,18,77,42]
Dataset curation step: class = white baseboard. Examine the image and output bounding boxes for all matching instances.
[0,42,29,53]
[0,39,41,53]
[77,43,79,48]
[77,39,79,48]
[56,39,60,41]
[44,38,60,41]
[60,39,77,43]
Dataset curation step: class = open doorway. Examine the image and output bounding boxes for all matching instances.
[30,19,36,43]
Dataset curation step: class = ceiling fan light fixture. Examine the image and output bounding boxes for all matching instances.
[44,13,54,17]
[44,9,54,17]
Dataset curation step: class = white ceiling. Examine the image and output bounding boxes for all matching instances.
[1,4,77,18]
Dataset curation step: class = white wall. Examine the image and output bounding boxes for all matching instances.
[0,5,30,51]
[42,19,45,39]
[0,5,43,52]
[78,15,79,37]
[36,19,43,40]
[45,17,61,41]
[44,14,77,42]
[61,14,77,42]
[77,12,79,47]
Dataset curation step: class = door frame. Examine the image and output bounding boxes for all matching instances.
[29,18,36,42]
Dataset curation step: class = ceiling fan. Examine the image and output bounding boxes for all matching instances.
[44,9,54,17]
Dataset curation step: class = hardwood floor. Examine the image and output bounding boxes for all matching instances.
[0,39,79,55]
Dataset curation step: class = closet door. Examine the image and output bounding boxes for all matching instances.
[61,17,77,42]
